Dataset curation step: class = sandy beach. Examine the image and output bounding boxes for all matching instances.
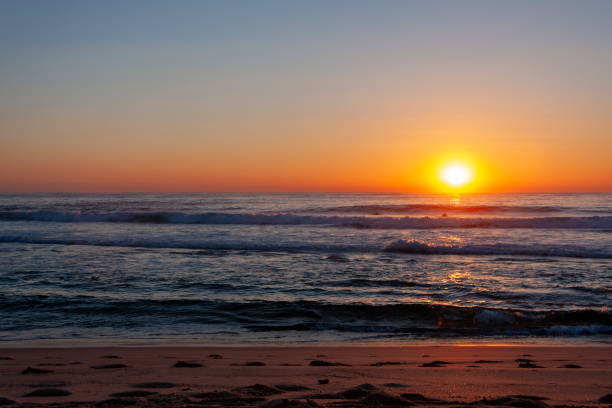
[1,345,610,407]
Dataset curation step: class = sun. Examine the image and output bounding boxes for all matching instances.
[440,162,473,188]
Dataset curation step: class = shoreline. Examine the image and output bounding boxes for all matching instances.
[1,336,611,349]
[1,345,610,406]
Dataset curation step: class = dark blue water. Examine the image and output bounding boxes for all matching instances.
[0,193,610,345]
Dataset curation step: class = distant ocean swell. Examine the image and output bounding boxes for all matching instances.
[297,203,572,214]
[1,211,610,229]
[2,297,610,337]
[0,236,610,259]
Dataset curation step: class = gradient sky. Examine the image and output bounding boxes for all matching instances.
[1,0,611,192]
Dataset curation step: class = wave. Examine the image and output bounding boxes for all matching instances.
[0,235,610,258]
[1,210,611,229]
[384,239,612,258]
[0,235,375,253]
[304,203,569,214]
[2,297,610,337]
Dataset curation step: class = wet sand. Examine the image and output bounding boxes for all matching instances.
[0,345,610,407]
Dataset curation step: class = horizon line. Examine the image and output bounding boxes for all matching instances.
[0,191,610,195]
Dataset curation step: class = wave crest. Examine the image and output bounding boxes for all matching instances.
[0,235,609,258]
[309,203,568,214]
[384,239,611,258]
[1,211,610,229]
[3,296,610,336]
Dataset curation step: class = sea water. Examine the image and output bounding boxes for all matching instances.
[0,193,610,345]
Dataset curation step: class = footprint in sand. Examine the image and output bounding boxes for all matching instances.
[23,388,71,397]
[420,360,452,367]
[91,364,128,369]
[131,382,177,389]
[21,367,53,375]
[309,360,350,366]
[172,361,203,368]
[109,390,158,398]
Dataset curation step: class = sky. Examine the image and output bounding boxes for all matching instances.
[1,0,611,193]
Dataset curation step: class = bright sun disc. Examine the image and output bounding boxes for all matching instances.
[440,163,473,188]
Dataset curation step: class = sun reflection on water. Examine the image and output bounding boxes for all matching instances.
[448,271,471,283]
[449,194,462,206]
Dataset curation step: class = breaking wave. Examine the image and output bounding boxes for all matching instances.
[303,203,569,214]
[1,211,610,229]
[0,235,609,259]
[2,296,610,338]
[383,239,612,258]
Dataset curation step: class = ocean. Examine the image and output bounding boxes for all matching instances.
[0,193,610,345]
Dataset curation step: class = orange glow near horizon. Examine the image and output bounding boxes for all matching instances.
[405,153,492,194]
[1,142,610,193]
